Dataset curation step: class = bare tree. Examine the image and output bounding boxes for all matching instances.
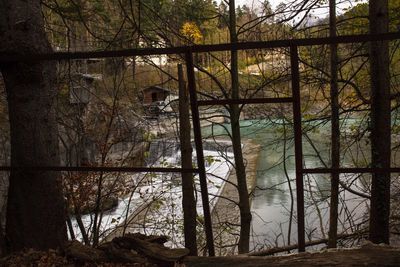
[228,0,252,254]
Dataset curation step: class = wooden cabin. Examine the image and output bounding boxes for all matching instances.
[141,86,170,106]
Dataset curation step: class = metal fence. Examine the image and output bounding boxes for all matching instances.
[1,32,400,256]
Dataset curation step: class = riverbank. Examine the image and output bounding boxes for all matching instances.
[211,139,261,255]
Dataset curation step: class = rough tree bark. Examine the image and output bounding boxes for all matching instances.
[0,0,67,251]
[368,0,391,244]
[228,0,252,254]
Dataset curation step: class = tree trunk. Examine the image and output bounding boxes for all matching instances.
[369,0,391,244]
[0,0,67,251]
[328,0,340,249]
[228,0,252,254]
[178,64,198,255]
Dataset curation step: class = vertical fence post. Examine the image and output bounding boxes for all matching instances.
[328,0,340,249]
[185,50,215,256]
[178,64,198,255]
[290,45,305,252]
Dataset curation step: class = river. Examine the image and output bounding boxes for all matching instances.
[203,118,372,251]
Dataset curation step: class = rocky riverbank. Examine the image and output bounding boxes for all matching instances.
[211,139,261,255]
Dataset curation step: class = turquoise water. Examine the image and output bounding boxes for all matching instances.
[202,118,372,250]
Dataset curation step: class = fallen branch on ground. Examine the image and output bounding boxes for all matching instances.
[248,230,368,256]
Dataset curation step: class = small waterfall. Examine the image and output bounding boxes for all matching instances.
[202,139,233,154]
[146,139,233,167]
[146,139,181,166]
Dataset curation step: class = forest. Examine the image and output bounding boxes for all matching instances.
[0,0,400,266]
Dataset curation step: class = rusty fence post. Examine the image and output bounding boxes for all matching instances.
[290,45,305,252]
[185,50,215,256]
[178,63,198,255]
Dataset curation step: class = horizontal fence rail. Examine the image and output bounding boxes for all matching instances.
[0,32,400,62]
[303,168,400,174]
[197,97,293,106]
[0,166,199,173]
[2,166,395,175]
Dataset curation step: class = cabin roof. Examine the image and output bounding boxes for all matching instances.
[142,85,170,93]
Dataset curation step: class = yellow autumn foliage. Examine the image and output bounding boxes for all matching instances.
[180,21,203,44]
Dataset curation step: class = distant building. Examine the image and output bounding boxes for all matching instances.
[141,86,180,116]
[141,86,170,106]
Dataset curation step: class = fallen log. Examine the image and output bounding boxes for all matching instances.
[63,233,189,266]
[248,230,368,256]
[183,242,400,267]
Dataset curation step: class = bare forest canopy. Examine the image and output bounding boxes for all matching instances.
[0,0,400,264]
[41,0,400,50]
